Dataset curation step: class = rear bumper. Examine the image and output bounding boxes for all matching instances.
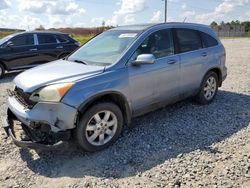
[222,67,227,82]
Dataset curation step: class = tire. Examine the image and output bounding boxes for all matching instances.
[75,102,123,152]
[196,71,219,105]
[0,64,5,79]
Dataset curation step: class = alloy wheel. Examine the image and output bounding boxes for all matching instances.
[85,110,118,146]
[204,76,217,100]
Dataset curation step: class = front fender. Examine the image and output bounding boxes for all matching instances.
[62,68,130,109]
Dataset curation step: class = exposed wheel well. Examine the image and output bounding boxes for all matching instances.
[208,68,222,87]
[78,93,131,126]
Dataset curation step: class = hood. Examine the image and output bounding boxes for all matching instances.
[14,60,105,92]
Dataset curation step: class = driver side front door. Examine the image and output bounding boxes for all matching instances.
[128,29,180,116]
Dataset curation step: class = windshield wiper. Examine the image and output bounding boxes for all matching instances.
[72,59,88,65]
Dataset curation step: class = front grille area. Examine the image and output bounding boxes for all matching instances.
[7,87,36,109]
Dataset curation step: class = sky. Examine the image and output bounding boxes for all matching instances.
[0,0,250,30]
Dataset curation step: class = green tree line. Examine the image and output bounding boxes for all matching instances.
[210,20,250,32]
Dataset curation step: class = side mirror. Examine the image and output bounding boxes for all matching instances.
[132,54,156,66]
[6,41,14,48]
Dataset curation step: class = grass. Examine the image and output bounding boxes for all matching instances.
[0,31,16,39]
[71,34,95,45]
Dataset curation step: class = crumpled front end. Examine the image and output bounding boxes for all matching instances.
[3,88,78,150]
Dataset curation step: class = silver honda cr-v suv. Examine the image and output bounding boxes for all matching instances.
[3,23,227,152]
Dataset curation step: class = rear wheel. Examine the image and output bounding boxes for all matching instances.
[0,64,5,78]
[196,71,218,105]
[75,102,123,152]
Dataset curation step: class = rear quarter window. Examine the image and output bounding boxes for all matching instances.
[200,32,218,48]
[176,29,202,53]
[57,34,69,43]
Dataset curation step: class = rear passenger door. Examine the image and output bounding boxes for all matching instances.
[175,28,204,97]
[200,31,219,67]
[37,34,63,63]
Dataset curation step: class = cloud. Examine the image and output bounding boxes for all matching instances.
[107,0,146,26]
[0,0,11,10]
[150,10,162,23]
[182,11,196,18]
[91,17,105,26]
[17,0,86,15]
[124,14,136,24]
[19,15,44,30]
[91,17,104,23]
[180,0,249,24]
[0,9,43,30]
[13,0,86,29]
[181,3,187,10]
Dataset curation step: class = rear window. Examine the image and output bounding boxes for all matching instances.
[38,34,57,44]
[11,34,34,46]
[57,34,69,43]
[200,32,218,48]
[176,29,202,53]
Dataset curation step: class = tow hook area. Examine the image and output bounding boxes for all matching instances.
[3,109,71,151]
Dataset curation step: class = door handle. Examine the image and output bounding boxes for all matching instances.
[56,46,63,49]
[167,60,176,64]
[202,52,207,57]
[29,48,37,51]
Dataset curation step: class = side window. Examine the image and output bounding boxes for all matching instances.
[38,34,57,44]
[200,32,218,48]
[11,35,34,46]
[57,35,69,43]
[176,29,202,53]
[135,29,174,59]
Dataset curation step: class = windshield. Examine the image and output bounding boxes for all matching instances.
[0,34,14,46]
[68,31,139,66]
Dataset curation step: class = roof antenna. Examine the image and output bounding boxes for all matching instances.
[183,17,187,22]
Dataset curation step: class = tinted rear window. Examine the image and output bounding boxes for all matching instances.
[200,32,218,48]
[38,34,57,44]
[176,29,202,53]
[57,35,69,43]
[11,34,34,46]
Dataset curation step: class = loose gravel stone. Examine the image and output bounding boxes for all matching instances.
[0,39,249,188]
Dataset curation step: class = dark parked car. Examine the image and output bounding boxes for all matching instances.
[0,31,80,78]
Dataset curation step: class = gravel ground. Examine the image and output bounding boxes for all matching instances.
[0,39,249,188]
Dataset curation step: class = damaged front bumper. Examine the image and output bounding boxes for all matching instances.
[3,109,71,150]
[3,94,78,150]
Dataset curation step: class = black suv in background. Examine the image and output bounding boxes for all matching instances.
[0,31,80,78]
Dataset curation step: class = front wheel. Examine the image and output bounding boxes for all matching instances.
[75,102,123,152]
[196,71,218,105]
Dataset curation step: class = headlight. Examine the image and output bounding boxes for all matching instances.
[29,83,74,102]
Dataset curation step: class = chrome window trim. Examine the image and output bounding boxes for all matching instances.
[34,34,39,45]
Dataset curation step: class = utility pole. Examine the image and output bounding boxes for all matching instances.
[164,0,168,23]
